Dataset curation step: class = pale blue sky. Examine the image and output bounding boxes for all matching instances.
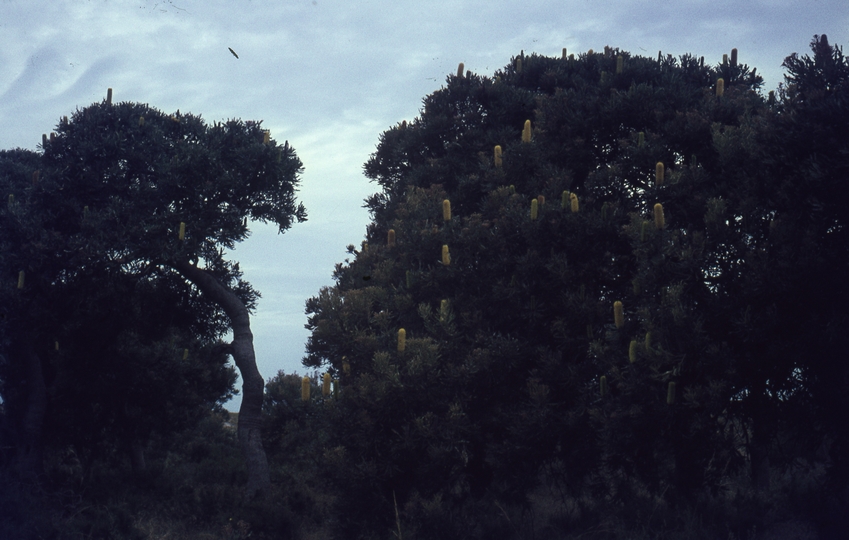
[1,0,845,410]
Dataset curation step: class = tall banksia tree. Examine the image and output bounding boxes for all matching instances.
[298,39,848,539]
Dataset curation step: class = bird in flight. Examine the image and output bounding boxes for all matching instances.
[228,47,239,59]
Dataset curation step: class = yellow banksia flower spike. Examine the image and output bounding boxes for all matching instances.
[654,203,665,230]
[731,48,738,67]
[570,193,579,213]
[442,245,450,266]
[17,271,24,289]
[667,381,676,405]
[55,341,59,351]
[562,47,567,59]
[716,78,725,97]
[387,229,396,247]
[440,299,450,322]
[457,62,465,78]
[138,116,145,127]
[106,88,113,105]
[397,328,406,352]
[522,120,532,143]
[530,199,538,220]
[538,195,545,206]
[600,375,608,397]
[656,162,665,186]
[322,373,331,397]
[614,301,624,329]
[263,130,270,144]
[616,55,624,74]
[640,220,649,241]
[515,56,522,73]
[494,145,502,167]
[443,199,451,221]
[629,340,638,363]
[301,376,310,401]
[723,53,728,66]
[178,222,186,241]
[183,349,189,360]
[638,131,645,147]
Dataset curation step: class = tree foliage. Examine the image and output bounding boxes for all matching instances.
[302,38,848,538]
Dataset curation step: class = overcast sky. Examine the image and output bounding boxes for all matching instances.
[1,0,846,410]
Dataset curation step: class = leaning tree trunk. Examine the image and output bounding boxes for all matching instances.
[175,260,270,498]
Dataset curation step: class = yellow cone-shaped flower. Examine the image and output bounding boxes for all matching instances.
[387,229,396,247]
[397,328,406,352]
[530,199,538,220]
[183,349,189,360]
[302,376,311,401]
[442,245,451,266]
[716,78,725,97]
[629,340,638,363]
[653,203,665,230]
[322,373,331,397]
[570,193,579,213]
[656,162,665,186]
[522,120,532,142]
[178,222,186,241]
[456,62,465,78]
[138,116,145,127]
[494,145,502,167]
[443,199,451,221]
[616,55,624,74]
[614,301,624,329]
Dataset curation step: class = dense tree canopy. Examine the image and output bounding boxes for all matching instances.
[1,98,306,497]
[301,37,848,538]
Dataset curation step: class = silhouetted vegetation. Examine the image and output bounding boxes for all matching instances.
[2,35,847,539]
